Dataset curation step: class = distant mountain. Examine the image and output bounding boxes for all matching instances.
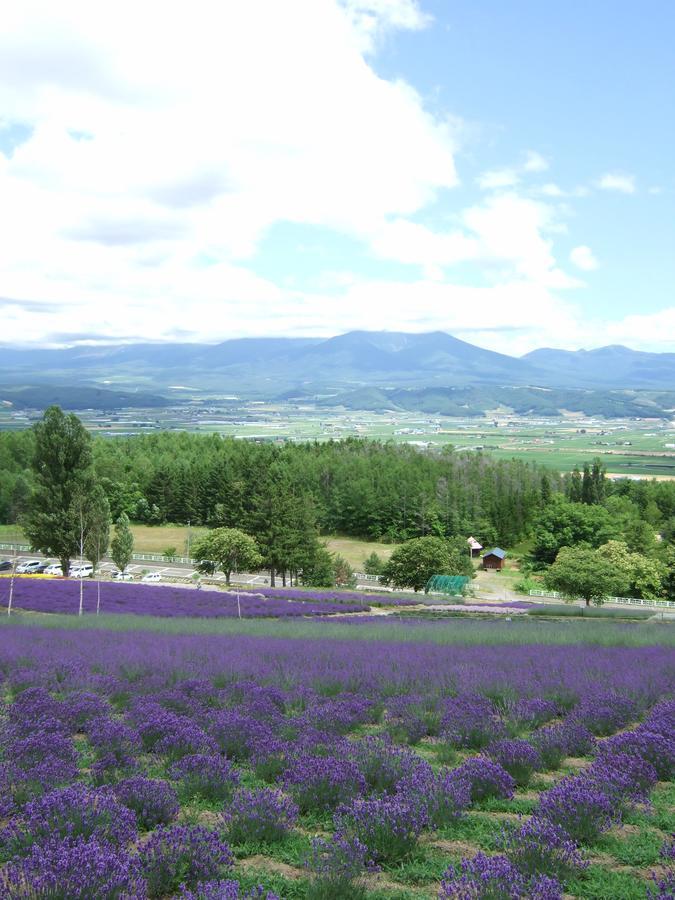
[0,384,170,410]
[1,332,674,397]
[523,345,675,389]
[321,385,674,419]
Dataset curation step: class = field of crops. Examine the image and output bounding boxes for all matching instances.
[0,619,672,898]
[0,579,386,618]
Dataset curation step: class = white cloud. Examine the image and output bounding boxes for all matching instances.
[596,172,636,194]
[570,245,598,271]
[340,0,431,51]
[0,0,463,342]
[477,168,519,190]
[523,151,548,173]
[539,183,565,197]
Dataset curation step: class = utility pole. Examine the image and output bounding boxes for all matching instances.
[7,546,17,616]
[78,507,84,617]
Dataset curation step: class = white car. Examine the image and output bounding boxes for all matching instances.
[44,564,64,576]
[114,571,133,581]
[69,563,94,578]
[16,559,42,574]
[141,572,162,583]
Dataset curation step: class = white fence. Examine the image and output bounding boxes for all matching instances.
[529,588,675,609]
[0,543,193,566]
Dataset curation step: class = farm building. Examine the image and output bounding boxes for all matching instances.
[482,548,506,570]
[467,536,483,557]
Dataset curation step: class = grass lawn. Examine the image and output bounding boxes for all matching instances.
[323,535,396,569]
[1,524,398,567]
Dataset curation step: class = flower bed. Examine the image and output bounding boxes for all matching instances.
[0,579,369,618]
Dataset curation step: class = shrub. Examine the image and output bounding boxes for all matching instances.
[441,695,505,750]
[584,751,658,806]
[334,795,426,863]
[486,739,542,787]
[209,711,274,762]
[154,721,218,763]
[536,776,616,844]
[347,736,427,795]
[304,835,376,900]
[114,777,180,830]
[500,816,587,880]
[530,726,568,770]
[1,785,137,858]
[509,698,559,731]
[452,757,515,803]
[179,882,280,899]
[170,754,240,801]
[0,837,146,899]
[570,691,638,737]
[63,692,111,731]
[397,766,471,829]
[137,825,233,897]
[599,729,675,780]
[222,788,298,844]
[438,853,563,899]
[281,754,366,812]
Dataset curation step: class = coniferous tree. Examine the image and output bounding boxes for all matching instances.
[111,512,134,573]
[23,406,95,576]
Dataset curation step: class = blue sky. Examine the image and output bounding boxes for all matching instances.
[0,1,673,352]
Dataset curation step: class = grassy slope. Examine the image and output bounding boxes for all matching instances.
[1,611,672,646]
[0,524,397,567]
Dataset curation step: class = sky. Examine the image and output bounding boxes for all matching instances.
[0,0,674,354]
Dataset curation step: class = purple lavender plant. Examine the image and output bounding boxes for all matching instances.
[137,825,233,897]
[647,838,675,899]
[0,836,146,899]
[570,690,638,737]
[499,816,587,880]
[599,728,675,780]
[347,736,427,795]
[397,766,471,829]
[304,834,377,900]
[509,698,559,730]
[486,739,542,787]
[452,757,516,803]
[209,710,274,761]
[170,754,241,801]
[154,721,218,762]
[536,775,616,844]
[334,795,427,862]
[63,691,111,731]
[1,785,137,857]
[179,882,280,899]
[530,726,569,770]
[441,695,506,750]
[113,776,180,829]
[583,751,658,805]
[281,754,366,812]
[222,787,298,844]
[438,853,563,899]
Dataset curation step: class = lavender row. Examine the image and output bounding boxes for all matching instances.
[0,578,369,618]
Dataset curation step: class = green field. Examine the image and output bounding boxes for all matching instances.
[0,524,395,570]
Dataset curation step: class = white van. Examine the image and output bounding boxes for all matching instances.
[69,563,94,578]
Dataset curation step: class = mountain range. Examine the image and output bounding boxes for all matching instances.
[1,331,674,413]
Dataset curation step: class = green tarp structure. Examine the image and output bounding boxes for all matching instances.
[425,574,470,595]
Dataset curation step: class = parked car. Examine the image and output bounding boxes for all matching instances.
[44,564,64,576]
[114,571,133,581]
[0,560,13,571]
[69,563,94,578]
[141,572,162,583]
[16,559,42,574]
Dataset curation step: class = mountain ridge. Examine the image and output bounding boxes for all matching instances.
[1,331,673,393]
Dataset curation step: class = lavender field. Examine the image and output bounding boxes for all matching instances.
[0,621,672,898]
[0,578,371,618]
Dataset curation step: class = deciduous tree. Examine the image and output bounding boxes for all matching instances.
[111,512,134,573]
[192,527,262,585]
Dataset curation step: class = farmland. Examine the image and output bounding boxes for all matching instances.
[2,400,674,478]
[0,606,672,898]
